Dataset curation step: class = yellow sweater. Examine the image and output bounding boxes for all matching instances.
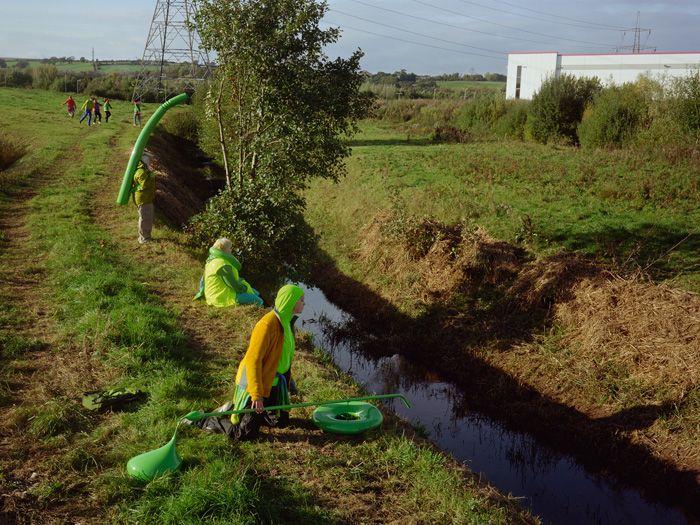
[235,310,286,401]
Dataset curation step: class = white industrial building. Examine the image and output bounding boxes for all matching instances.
[506,52,700,100]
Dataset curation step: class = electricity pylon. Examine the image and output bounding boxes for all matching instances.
[132,0,214,102]
[616,12,655,54]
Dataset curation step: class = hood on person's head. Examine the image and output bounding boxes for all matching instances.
[140,151,153,169]
[274,284,304,323]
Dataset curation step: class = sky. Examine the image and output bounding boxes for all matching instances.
[3,1,700,76]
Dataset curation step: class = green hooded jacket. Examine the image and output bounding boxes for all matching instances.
[195,248,253,307]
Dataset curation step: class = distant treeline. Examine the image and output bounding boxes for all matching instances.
[362,69,506,100]
[0,61,202,102]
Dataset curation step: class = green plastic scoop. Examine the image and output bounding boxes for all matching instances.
[126,394,410,482]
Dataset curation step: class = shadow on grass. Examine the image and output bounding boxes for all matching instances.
[551,223,700,283]
[308,246,700,520]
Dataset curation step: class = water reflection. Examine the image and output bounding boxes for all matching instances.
[299,285,687,525]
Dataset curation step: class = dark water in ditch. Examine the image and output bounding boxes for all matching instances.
[298,285,688,525]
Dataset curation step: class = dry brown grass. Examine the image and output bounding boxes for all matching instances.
[359,212,524,306]
[556,273,700,397]
[349,208,700,510]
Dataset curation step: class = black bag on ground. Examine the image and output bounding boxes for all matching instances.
[82,387,146,412]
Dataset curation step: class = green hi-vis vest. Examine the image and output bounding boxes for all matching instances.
[203,256,253,307]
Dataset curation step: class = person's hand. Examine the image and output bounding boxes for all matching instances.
[252,399,264,414]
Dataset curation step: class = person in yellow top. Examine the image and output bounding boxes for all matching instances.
[191,284,305,440]
[79,96,95,126]
[130,151,156,243]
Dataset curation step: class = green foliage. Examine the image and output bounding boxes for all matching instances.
[456,90,509,127]
[527,73,602,145]
[192,0,372,189]
[5,69,33,88]
[161,109,200,143]
[82,71,136,100]
[454,91,529,139]
[578,82,649,148]
[185,181,317,283]
[669,69,700,140]
[492,99,529,139]
[189,0,371,278]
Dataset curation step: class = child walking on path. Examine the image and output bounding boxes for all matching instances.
[79,96,95,126]
[104,99,112,123]
[133,100,142,127]
[93,99,104,125]
[61,96,76,118]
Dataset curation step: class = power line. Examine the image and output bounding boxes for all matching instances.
[322,20,506,60]
[410,0,618,48]
[478,0,626,30]
[349,0,560,48]
[330,8,508,56]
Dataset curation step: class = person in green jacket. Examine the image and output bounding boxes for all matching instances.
[194,238,263,307]
[130,151,156,243]
[103,99,112,123]
[133,100,142,126]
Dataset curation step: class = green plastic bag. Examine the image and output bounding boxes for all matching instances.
[82,387,146,412]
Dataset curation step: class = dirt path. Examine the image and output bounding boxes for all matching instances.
[0,155,106,524]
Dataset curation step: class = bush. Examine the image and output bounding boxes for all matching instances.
[526,73,601,145]
[669,69,700,140]
[492,99,529,139]
[162,109,200,142]
[456,90,508,128]
[578,83,649,148]
[6,69,33,88]
[184,180,317,284]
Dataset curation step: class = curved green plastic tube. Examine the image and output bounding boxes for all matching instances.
[116,93,189,205]
[181,393,412,422]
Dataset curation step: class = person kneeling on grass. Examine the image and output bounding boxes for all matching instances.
[191,285,306,440]
[193,238,263,307]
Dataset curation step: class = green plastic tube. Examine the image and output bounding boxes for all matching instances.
[181,393,412,422]
[116,93,189,205]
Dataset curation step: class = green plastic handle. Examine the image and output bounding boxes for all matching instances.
[116,93,189,205]
[182,394,411,422]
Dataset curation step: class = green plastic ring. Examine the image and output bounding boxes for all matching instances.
[312,401,383,434]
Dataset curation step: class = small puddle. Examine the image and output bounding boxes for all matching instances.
[299,285,688,525]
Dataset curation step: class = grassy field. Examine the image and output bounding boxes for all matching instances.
[309,120,700,293]
[0,88,537,524]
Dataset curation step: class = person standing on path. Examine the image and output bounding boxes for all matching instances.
[103,99,112,123]
[61,95,76,119]
[133,100,142,127]
[79,96,95,126]
[130,151,155,243]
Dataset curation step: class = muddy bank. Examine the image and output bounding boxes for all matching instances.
[310,213,700,519]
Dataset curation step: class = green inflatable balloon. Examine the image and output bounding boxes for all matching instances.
[116,93,189,205]
[126,427,182,481]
